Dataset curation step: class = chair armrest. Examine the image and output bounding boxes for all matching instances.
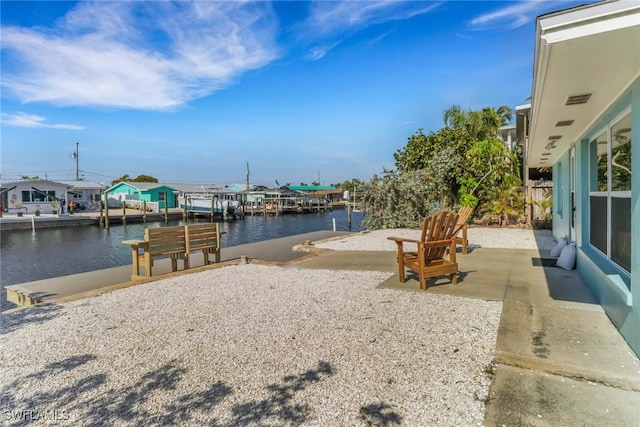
[122,239,148,251]
[452,223,467,236]
[387,237,422,244]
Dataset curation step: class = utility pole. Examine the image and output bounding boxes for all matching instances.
[71,142,79,180]
[246,161,250,190]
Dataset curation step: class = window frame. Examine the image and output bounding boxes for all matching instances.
[588,106,632,276]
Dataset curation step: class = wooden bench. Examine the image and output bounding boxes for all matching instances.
[123,223,221,280]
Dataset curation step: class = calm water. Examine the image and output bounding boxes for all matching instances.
[1,209,363,301]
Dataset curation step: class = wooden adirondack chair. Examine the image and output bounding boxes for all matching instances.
[387,211,460,290]
[454,206,473,255]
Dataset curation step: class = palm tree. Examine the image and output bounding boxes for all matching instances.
[481,106,513,138]
[443,105,484,139]
[443,105,466,128]
[497,105,513,124]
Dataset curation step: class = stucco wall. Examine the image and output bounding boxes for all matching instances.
[572,77,639,356]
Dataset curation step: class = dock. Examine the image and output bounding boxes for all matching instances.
[1,208,185,231]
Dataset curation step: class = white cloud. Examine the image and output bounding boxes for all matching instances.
[1,112,85,130]
[305,1,440,35]
[469,0,561,30]
[306,41,342,61]
[0,1,279,110]
[300,1,441,58]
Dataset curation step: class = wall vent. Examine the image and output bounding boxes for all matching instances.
[555,120,574,127]
[548,135,562,140]
[565,93,591,105]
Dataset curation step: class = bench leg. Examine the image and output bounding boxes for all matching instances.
[130,247,140,279]
[202,249,220,265]
[143,252,152,277]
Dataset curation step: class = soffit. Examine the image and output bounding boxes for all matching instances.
[528,3,640,168]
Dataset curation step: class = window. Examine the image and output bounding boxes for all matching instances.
[589,109,631,275]
[21,190,56,203]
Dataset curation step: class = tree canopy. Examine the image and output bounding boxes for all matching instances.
[362,104,524,228]
[111,174,159,186]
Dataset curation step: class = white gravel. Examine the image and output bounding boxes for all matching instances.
[0,228,528,426]
[316,227,556,252]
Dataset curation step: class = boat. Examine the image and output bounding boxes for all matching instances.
[178,187,242,220]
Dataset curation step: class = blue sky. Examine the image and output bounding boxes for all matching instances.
[1,0,589,187]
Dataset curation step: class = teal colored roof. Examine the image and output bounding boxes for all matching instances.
[108,182,178,192]
[288,185,339,191]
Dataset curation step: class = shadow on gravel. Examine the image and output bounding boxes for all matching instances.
[359,402,403,425]
[0,356,354,426]
[232,360,334,425]
[0,304,64,335]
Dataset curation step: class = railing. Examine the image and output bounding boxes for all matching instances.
[126,200,160,213]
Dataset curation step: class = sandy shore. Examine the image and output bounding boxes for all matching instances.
[0,227,549,426]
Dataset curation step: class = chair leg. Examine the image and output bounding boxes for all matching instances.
[397,250,406,283]
[450,273,458,284]
[398,264,405,283]
[419,272,426,290]
[462,226,468,255]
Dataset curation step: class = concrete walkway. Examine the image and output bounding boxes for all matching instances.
[4,234,639,425]
[292,247,640,426]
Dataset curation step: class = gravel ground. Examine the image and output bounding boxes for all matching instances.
[0,229,517,426]
[315,227,556,252]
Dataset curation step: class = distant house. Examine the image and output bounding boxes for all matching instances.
[0,179,71,214]
[521,0,639,356]
[226,183,256,193]
[106,182,178,210]
[287,185,343,201]
[55,180,105,209]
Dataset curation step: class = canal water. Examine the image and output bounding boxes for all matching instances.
[1,209,363,308]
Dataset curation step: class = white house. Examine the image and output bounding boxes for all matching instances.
[0,179,71,214]
[55,180,105,210]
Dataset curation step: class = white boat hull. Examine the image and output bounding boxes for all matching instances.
[178,196,240,218]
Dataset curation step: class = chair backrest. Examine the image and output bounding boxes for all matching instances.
[455,206,473,232]
[419,211,459,261]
